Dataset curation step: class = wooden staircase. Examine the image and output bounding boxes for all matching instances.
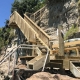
[9,10,52,70]
[9,11,51,52]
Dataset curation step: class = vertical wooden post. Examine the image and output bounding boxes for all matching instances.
[32,43,35,56]
[76,48,79,56]
[58,26,64,56]
[34,13,35,22]
[49,41,53,50]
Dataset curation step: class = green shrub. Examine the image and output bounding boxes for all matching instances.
[64,24,79,40]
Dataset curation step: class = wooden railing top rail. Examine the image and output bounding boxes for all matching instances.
[24,14,50,39]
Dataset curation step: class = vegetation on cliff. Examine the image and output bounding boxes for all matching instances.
[11,0,46,17]
[0,27,14,51]
[64,24,79,40]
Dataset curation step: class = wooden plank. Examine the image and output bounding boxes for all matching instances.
[19,56,35,60]
[27,55,49,70]
[46,62,63,68]
[52,46,80,53]
[24,14,50,47]
[52,40,80,48]
[9,11,38,43]
[58,26,64,56]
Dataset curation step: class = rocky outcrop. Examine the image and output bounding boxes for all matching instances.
[39,0,80,43]
[40,0,79,32]
[26,72,79,80]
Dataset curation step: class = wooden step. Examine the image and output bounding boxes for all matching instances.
[27,55,50,70]
[46,62,63,68]
[19,56,35,61]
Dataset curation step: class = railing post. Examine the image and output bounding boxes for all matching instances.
[34,13,35,22]
[76,48,79,56]
[42,50,49,71]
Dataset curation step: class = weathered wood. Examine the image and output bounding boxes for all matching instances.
[9,11,51,53]
[58,26,64,56]
[19,56,35,61]
[52,40,80,48]
[24,14,50,46]
[52,46,80,55]
[9,11,38,43]
[70,61,80,78]
[46,62,63,68]
[27,55,50,70]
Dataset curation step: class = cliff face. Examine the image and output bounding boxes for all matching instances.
[40,0,79,32]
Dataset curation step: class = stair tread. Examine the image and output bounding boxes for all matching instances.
[15,64,27,69]
[19,56,35,60]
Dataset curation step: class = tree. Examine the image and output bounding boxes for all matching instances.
[11,0,45,17]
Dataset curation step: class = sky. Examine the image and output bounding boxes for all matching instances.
[0,0,14,27]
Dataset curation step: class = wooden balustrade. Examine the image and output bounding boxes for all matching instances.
[24,14,50,46]
[30,5,46,22]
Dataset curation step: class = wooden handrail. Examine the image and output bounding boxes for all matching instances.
[24,14,50,46]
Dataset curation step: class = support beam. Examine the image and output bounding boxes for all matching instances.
[76,48,79,56]
[58,26,64,56]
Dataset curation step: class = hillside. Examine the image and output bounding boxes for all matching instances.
[0,27,14,53]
